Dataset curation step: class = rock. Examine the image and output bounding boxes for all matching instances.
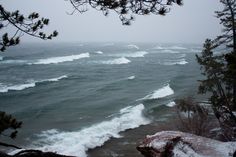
[137,131,236,157]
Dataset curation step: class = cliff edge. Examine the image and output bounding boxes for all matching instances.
[137,131,236,157]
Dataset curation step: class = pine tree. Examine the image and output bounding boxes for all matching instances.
[196,0,236,141]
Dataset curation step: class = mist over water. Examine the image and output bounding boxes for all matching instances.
[0,42,203,157]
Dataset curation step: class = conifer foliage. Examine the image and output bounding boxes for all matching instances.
[70,0,183,25]
[0,5,58,52]
[196,0,236,141]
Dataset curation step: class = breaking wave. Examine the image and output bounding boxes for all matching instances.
[166,101,176,107]
[161,59,188,65]
[161,50,179,53]
[101,57,131,65]
[168,46,187,50]
[139,84,174,100]
[127,44,139,49]
[125,51,148,57]
[94,51,103,54]
[152,46,164,50]
[30,53,90,65]
[27,104,150,157]
[0,75,67,93]
[127,76,135,80]
[0,56,3,61]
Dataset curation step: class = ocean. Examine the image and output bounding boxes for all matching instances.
[0,42,204,157]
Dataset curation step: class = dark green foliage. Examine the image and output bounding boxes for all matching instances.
[0,5,58,52]
[0,111,22,139]
[196,0,236,141]
[70,0,183,25]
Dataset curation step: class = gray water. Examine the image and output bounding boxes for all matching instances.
[0,42,203,157]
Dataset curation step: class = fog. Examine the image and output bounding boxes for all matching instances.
[2,0,222,43]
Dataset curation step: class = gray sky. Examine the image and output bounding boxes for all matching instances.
[2,0,222,43]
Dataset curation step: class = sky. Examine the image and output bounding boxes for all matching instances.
[2,0,222,44]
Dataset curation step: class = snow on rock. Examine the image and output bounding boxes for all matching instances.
[137,131,236,157]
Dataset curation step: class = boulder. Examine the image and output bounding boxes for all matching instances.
[137,131,236,157]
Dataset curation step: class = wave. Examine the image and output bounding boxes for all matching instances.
[101,57,131,65]
[166,101,176,107]
[94,51,103,54]
[176,54,186,58]
[161,59,188,65]
[152,46,164,50]
[125,51,148,57]
[0,75,67,93]
[28,104,150,157]
[0,56,3,61]
[127,75,135,80]
[161,49,179,53]
[0,59,27,64]
[110,51,148,58]
[169,46,187,50]
[127,44,139,49]
[139,84,174,100]
[30,53,90,65]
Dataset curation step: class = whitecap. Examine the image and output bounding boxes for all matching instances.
[0,83,36,93]
[127,44,139,49]
[30,53,90,65]
[161,49,179,53]
[101,57,131,65]
[152,46,164,50]
[94,51,103,54]
[169,46,187,50]
[162,59,188,65]
[125,51,148,57]
[139,84,174,100]
[127,76,135,80]
[166,101,176,107]
[0,56,3,61]
[0,75,68,93]
[176,54,186,58]
[27,104,150,157]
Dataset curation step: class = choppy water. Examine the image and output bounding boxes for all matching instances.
[0,42,203,157]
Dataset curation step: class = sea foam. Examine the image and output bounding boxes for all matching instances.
[127,76,135,80]
[101,57,131,65]
[162,59,188,65]
[166,101,176,107]
[125,51,148,58]
[169,46,187,50]
[0,75,67,93]
[28,104,150,157]
[127,44,139,49]
[31,53,90,65]
[140,84,174,100]
[94,51,103,54]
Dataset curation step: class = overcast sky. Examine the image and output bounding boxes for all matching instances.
[2,0,222,43]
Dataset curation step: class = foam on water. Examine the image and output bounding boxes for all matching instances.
[30,53,90,65]
[152,46,164,50]
[166,101,176,107]
[94,51,103,54]
[127,76,135,80]
[27,104,150,157]
[101,57,131,65]
[125,51,148,57]
[140,84,174,100]
[0,75,68,93]
[127,44,139,49]
[169,46,187,50]
[162,59,188,65]
[161,49,179,53]
[176,54,186,58]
